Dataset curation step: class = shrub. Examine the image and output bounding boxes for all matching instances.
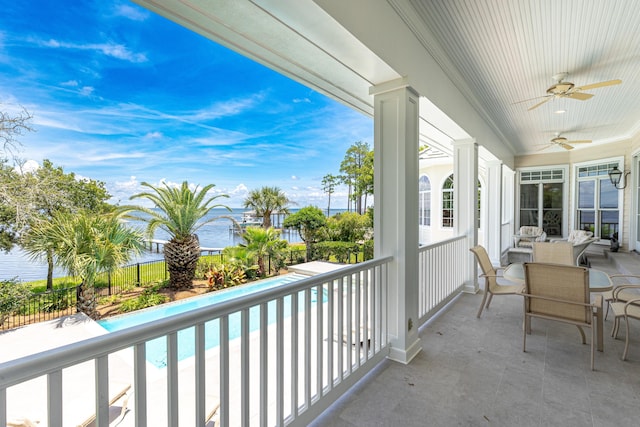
[362,240,374,261]
[205,264,247,290]
[40,291,72,313]
[120,289,169,312]
[313,241,359,263]
[0,278,32,327]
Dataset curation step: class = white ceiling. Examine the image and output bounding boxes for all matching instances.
[135,0,640,157]
[401,0,640,154]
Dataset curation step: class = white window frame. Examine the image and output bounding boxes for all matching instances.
[573,156,624,243]
[515,165,569,237]
[419,174,431,227]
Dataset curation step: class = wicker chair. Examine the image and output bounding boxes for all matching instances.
[513,226,547,248]
[470,245,522,318]
[521,262,603,371]
[532,241,574,265]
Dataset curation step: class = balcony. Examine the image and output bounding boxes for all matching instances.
[2,241,640,426]
[313,250,640,426]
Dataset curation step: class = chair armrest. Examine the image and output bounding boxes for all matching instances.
[613,284,640,299]
[548,238,567,243]
[624,297,640,313]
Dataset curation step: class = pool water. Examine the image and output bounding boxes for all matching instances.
[98,273,324,368]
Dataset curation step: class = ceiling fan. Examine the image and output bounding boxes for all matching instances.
[524,72,621,111]
[537,133,592,151]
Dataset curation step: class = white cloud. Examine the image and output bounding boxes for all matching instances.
[292,98,311,103]
[144,131,163,139]
[291,175,299,180]
[61,80,79,87]
[14,159,40,174]
[40,38,148,63]
[79,86,94,96]
[113,4,149,22]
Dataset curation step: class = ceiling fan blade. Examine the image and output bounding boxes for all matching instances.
[575,79,622,91]
[513,95,547,105]
[566,139,592,144]
[558,142,574,150]
[566,92,594,100]
[528,97,552,111]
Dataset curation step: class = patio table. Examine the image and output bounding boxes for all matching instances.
[503,262,611,352]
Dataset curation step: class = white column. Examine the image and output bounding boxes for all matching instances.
[371,77,421,364]
[453,139,478,293]
[486,160,503,264]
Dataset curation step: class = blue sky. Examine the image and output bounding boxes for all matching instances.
[0,1,373,208]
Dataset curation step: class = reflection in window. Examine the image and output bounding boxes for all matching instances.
[419,175,431,226]
[577,163,620,239]
[442,175,454,228]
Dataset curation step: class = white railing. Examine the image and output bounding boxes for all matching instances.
[0,257,391,427]
[417,236,468,326]
[501,221,513,254]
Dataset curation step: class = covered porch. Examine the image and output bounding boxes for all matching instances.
[312,250,640,427]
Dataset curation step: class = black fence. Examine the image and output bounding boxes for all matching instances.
[2,244,369,330]
[3,285,80,330]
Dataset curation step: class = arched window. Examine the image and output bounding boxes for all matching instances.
[419,175,431,226]
[441,174,482,229]
[442,174,454,228]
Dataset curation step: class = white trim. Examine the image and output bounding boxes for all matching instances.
[573,156,625,243]
[515,165,569,236]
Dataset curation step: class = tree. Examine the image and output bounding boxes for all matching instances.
[15,160,112,289]
[243,186,291,229]
[283,206,327,260]
[321,174,340,217]
[323,211,372,243]
[340,141,373,214]
[121,181,232,290]
[240,226,287,277]
[22,211,144,319]
[1,106,33,158]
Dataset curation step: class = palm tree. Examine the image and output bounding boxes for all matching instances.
[121,181,232,290]
[243,186,291,228]
[241,226,287,277]
[22,210,144,319]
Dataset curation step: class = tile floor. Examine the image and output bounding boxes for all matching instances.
[311,251,640,427]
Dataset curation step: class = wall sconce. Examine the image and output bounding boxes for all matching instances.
[608,166,630,190]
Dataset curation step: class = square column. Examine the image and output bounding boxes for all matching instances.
[371,78,421,364]
[453,139,479,293]
[486,160,504,264]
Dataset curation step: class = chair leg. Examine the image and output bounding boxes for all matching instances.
[575,325,586,344]
[623,316,631,361]
[485,293,494,309]
[523,315,527,352]
[612,317,620,338]
[477,289,490,318]
[590,325,595,371]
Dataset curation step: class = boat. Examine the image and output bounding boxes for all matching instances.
[240,211,262,226]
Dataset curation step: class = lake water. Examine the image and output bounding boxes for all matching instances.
[0,208,344,282]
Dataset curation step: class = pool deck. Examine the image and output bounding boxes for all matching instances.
[1,261,348,426]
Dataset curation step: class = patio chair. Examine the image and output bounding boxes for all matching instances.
[76,382,132,427]
[603,275,640,320]
[521,262,602,371]
[513,226,546,248]
[549,230,595,266]
[609,278,640,360]
[470,245,522,318]
[532,241,574,265]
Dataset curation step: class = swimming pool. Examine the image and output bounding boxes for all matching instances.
[98,273,323,368]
